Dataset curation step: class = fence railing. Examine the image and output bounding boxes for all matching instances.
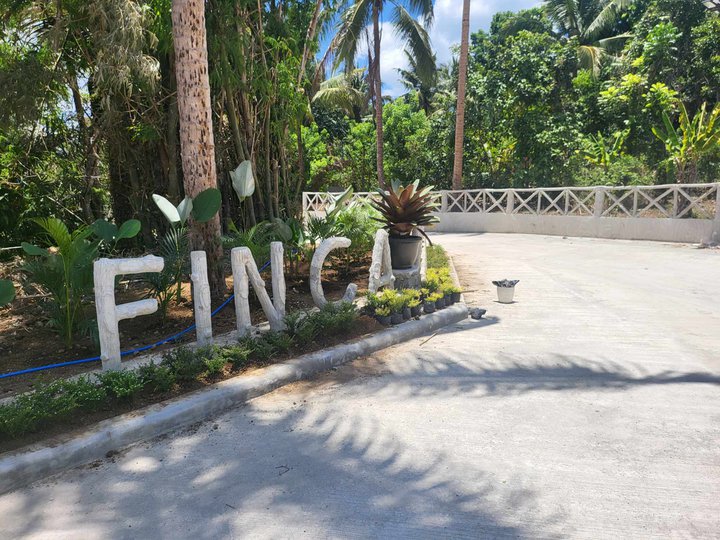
[303,183,720,221]
[304,183,720,244]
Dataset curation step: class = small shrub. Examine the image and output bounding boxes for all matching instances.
[262,331,293,354]
[138,363,177,393]
[245,335,278,362]
[310,302,358,332]
[162,346,206,382]
[220,345,253,368]
[63,377,108,411]
[283,310,318,346]
[204,354,227,375]
[0,401,42,437]
[97,370,144,400]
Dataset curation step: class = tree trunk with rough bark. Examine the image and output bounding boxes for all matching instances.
[171,0,225,298]
[372,1,386,189]
[451,0,471,190]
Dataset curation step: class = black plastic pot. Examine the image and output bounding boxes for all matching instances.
[411,306,422,317]
[388,235,423,269]
[435,297,446,309]
[444,294,453,305]
[402,307,411,320]
[452,292,461,303]
[376,315,391,326]
[391,312,404,325]
[423,301,435,314]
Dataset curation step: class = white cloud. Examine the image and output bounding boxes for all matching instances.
[377,0,541,96]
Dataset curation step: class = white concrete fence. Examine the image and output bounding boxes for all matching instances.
[303,183,720,244]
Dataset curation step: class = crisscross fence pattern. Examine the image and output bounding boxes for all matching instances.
[304,183,720,244]
[440,183,719,220]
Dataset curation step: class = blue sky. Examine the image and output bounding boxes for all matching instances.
[320,0,541,97]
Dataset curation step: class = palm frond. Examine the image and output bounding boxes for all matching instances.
[391,5,436,83]
[544,0,581,36]
[333,0,372,71]
[578,44,603,77]
[583,0,633,42]
[405,0,434,27]
[313,69,368,115]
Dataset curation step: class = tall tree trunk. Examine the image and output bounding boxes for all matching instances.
[451,0,471,191]
[171,0,225,298]
[69,75,101,221]
[298,0,323,87]
[372,1,386,189]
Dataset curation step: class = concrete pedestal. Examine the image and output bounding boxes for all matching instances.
[392,266,421,289]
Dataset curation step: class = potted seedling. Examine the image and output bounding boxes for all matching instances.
[432,292,445,309]
[372,181,439,269]
[405,290,422,317]
[443,286,453,306]
[389,292,405,324]
[450,286,462,304]
[401,292,412,320]
[421,288,435,314]
[493,279,519,303]
[375,306,392,326]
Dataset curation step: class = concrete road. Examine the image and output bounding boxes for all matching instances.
[2,233,719,539]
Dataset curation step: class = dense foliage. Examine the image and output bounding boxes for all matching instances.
[1,0,718,252]
[308,1,720,191]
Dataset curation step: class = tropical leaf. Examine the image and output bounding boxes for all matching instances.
[91,219,119,244]
[176,197,193,225]
[152,194,182,224]
[0,279,15,306]
[117,219,141,240]
[392,5,436,84]
[230,160,256,201]
[191,188,222,223]
[21,242,49,256]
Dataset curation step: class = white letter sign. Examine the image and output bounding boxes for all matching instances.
[94,255,164,370]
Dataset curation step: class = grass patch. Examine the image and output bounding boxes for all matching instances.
[426,244,450,269]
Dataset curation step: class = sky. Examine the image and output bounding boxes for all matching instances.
[321,0,541,97]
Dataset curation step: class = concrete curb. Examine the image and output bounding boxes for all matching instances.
[0,303,468,495]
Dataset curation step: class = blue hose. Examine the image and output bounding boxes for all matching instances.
[0,259,271,380]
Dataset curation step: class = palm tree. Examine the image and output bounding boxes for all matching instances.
[334,0,436,188]
[451,0,471,190]
[312,69,370,121]
[544,0,635,76]
[397,49,437,114]
[171,0,225,297]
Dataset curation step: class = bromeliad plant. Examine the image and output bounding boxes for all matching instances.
[372,180,439,242]
[372,181,439,269]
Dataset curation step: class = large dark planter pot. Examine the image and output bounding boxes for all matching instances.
[444,294,453,305]
[402,307,412,320]
[435,297,446,309]
[423,301,435,314]
[376,315,391,326]
[391,312,404,325]
[389,235,423,269]
[411,306,422,317]
[452,292,461,303]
